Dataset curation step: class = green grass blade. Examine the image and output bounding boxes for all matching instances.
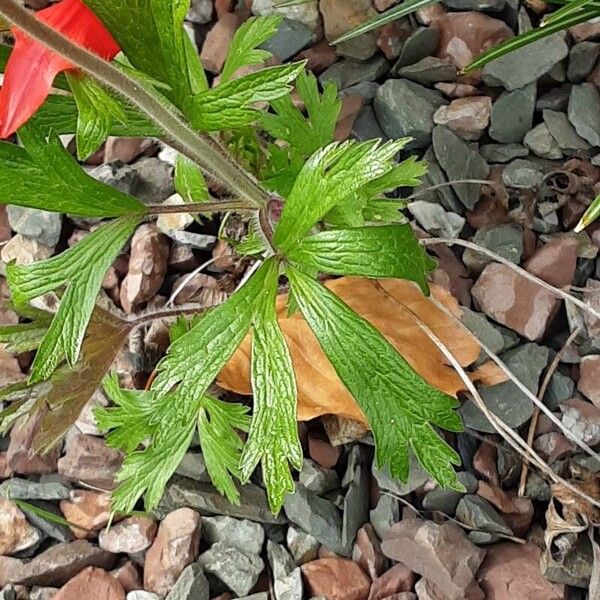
[542,0,595,25]
[464,6,599,72]
[575,194,600,232]
[332,0,439,45]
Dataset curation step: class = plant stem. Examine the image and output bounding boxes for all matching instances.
[146,200,254,214]
[0,0,270,209]
[127,305,210,327]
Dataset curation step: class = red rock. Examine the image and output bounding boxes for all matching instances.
[377,22,410,60]
[99,516,157,554]
[308,431,342,468]
[476,482,533,537]
[0,205,11,242]
[415,578,484,599]
[561,398,600,445]
[144,508,202,597]
[302,557,371,600]
[201,13,243,74]
[320,0,376,42]
[120,224,170,314]
[374,0,398,10]
[476,542,567,599]
[296,39,337,74]
[466,196,510,231]
[368,563,416,600]
[431,12,513,76]
[104,137,153,164]
[428,242,473,306]
[578,355,600,407]
[381,519,485,600]
[471,263,560,341]
[109,561,142,593]
[0,540,114,587]
[533,432,576,463]
[570,21,600,42]
[524,237,579,288]
[0,277,18,325]
[0,497,42,555]
[53,567,125,600]
[472,438,499,486]
[583,279,600,337]
[58,434,123,489]
[434,82,481,98]
[0,451,12,479]
[215,0,234,18]
[60,491,112,539]
[0,346,23,388]
[433,96,492,141]
[335,94,364,141]
[353,524,387,580]
[7,407,60,475]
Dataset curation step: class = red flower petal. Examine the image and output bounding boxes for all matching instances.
[0,0,120,138]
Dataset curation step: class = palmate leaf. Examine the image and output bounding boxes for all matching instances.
[109,261,275,513]
[7,216,141,383]
[273,139,408,251]
[190,63,306,130]
[0,123,147,217]
[261,71,341,156]
[221,15,282,82]
[285,224,436,293]
[0,320,49,354]
[286,266,463,491]
[84,0,208,111]
[66,74,126,161]
[240,259,302,513]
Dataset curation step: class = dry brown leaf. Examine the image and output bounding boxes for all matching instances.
[219,277,500,424]
[472,360,509,386]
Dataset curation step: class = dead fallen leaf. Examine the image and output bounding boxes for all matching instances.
[219,277,499,423]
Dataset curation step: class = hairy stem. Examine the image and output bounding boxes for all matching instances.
[146,200,254,214]
[0,0,270,209]
[127,304,211,327]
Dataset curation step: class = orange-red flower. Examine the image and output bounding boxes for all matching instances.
[0,0,120,138]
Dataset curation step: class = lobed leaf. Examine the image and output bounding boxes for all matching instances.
[85,0,208,111]
[109,261,274,512]
[0,124,147,217]
[221,15,282,82]
[286,266,463,490]
[66,74,126,161]
[273,139,407,251]
[285,224,436,293]
[190,62,306,130]
[240,258,302,513]
[7,216,141,382]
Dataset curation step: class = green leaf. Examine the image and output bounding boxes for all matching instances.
[7,216,141,382]
[273,139,407,252]
[84,0,208,111]
[96,373,161,454]
[0,320,50,353]
[240,259,302,513]
[261,71,341,156]
[287,266,463,490]
[66,74,126,160]
[174,154,209,202]
[575,193,600,232]
[286,224,435,293]
[197,395,250,503]
[190,62,306,130]
[31,94,160,138]
[109,261,274,513]
[221,15,282,82]
[0,124,147,218]
[332,0,439,44]
[9,498,85,531]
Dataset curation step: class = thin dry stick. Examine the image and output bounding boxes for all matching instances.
[429,296,600,464]
[420,237,600,322]
[405,179,496,202]
[371,281,600,511]
[166,256,219,307]
[518,326,581,496]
